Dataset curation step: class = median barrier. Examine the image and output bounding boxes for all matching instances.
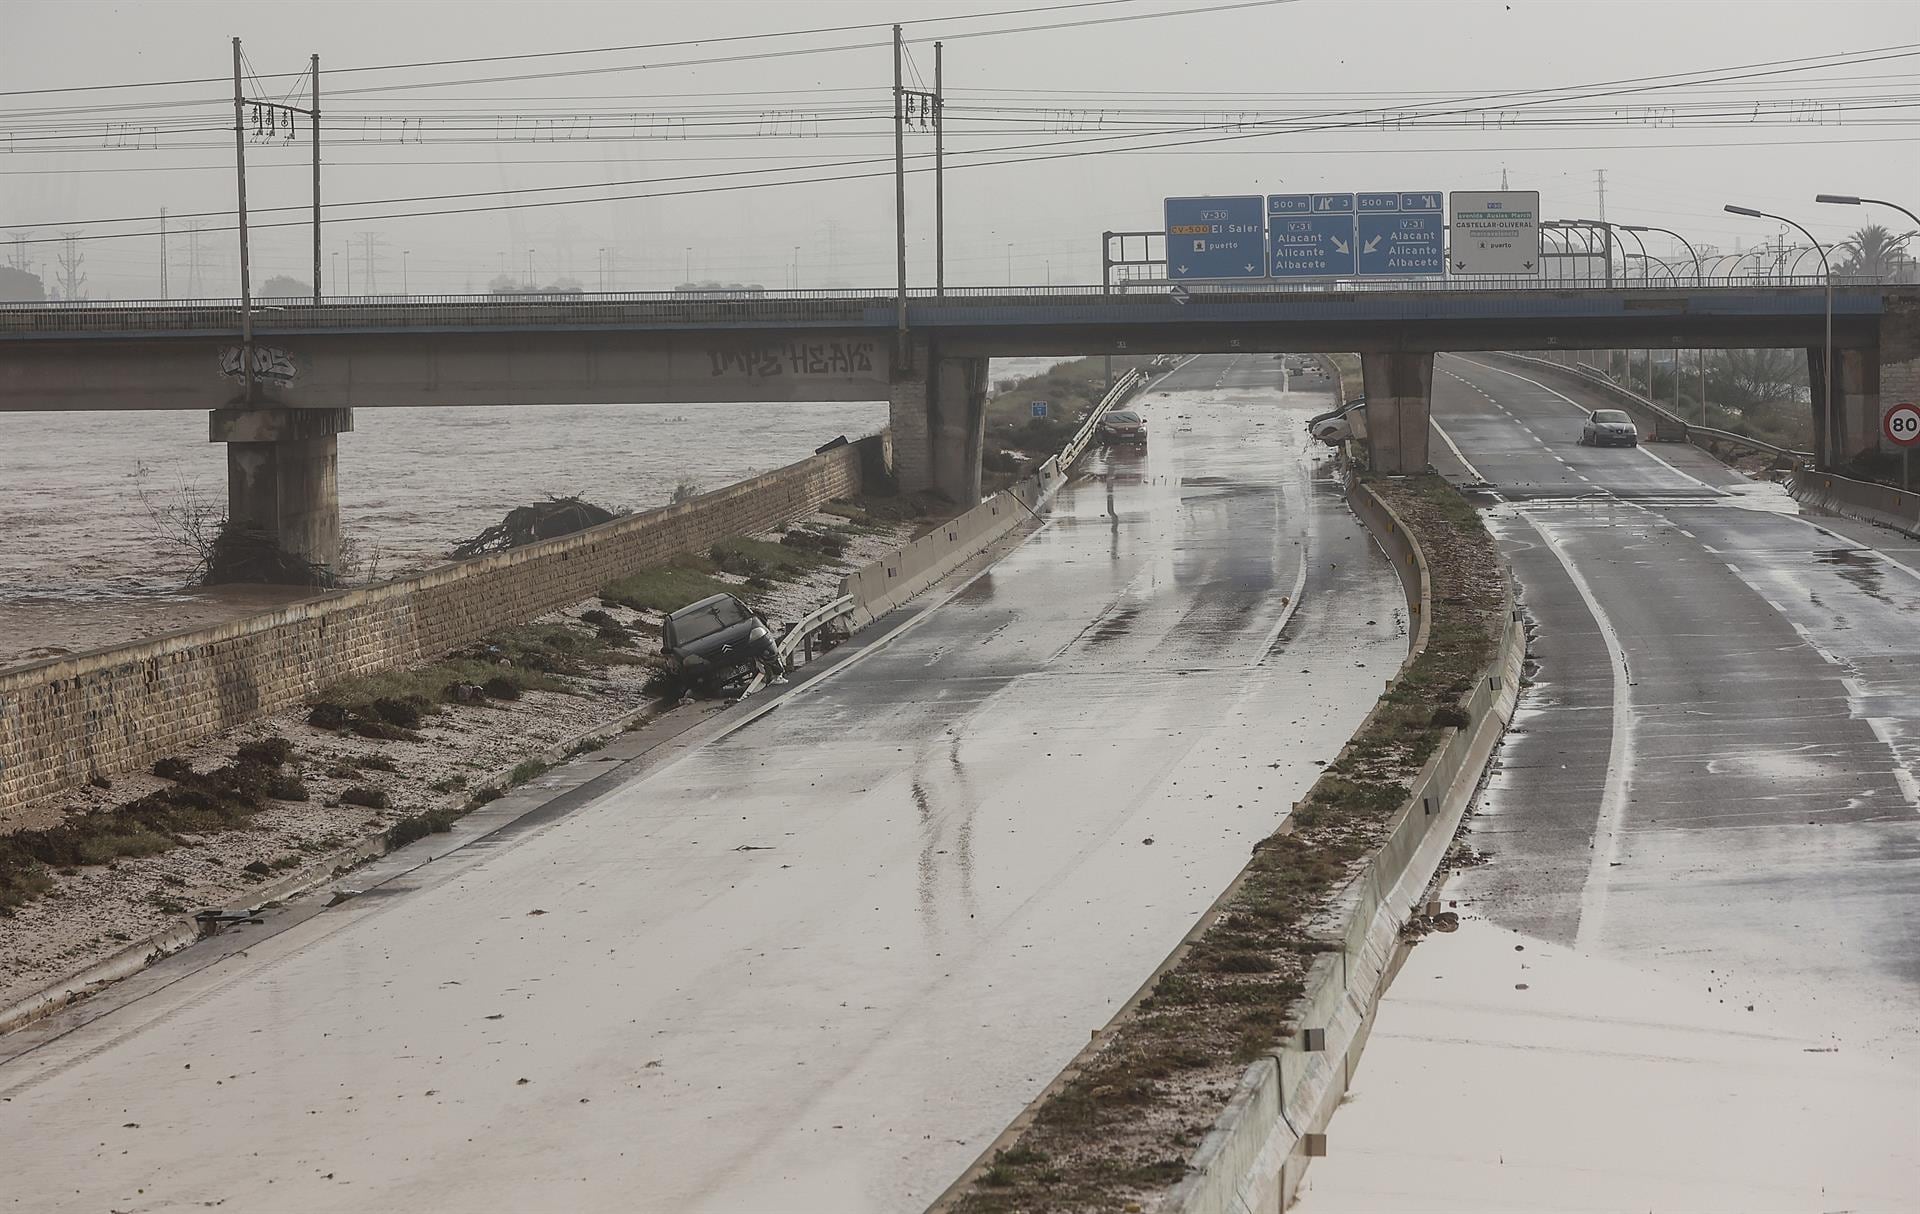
[1158,481,1524,1214]
[1788,466,1920,536]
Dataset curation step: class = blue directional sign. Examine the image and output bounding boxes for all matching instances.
[1268,193,1356,277]
[1163,195,1266,280]
[1356,191,1444,277]
[1031,401,1049,418]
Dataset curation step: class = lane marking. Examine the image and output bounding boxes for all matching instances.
[1521,511,1638,952]
[1446,355,1724,495]
[1429,417,1489,485]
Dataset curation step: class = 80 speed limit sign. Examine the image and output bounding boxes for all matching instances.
[1886,402,1920,447]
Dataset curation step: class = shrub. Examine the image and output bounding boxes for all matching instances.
[483,675,523,701]
[151,756,194,781]
[306,702,349,730]
[267,774,309,802]
[235,736,294,767]
[340,785,390,810]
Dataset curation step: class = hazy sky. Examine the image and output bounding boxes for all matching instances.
[5,0,1918,297]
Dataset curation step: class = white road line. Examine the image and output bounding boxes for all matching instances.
[1430,417,1489,484]
[1522,512,1638,952]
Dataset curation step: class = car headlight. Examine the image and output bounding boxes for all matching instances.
[683,653,707,667]
[749,625,769,642]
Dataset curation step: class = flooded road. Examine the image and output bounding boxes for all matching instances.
[1299,354,1920,1211]
[0,354,1404,1212]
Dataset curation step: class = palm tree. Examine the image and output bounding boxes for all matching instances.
[1833,223,1918,280]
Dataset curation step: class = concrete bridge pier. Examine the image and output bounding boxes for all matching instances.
[1361,351,1434,475]
[1808,347,1881,468]
[210,407,353,576]
[890,342,987,505]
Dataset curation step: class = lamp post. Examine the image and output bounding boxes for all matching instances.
[1006,243,1014,287]
[1728,204,1834,467]
[1816,193,1920,230]
[402,249,410,296]
[1623,224,1704,418]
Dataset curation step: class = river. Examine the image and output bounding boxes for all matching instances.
[0,357,1066,667]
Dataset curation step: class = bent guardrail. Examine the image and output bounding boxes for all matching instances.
[742,594,857,696]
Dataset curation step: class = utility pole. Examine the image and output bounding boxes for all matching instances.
[312,54,321,304]
[934,40,945,296]
[892,24,909,364]
[159,208,169,300]
[55,232,87,300]
[233,36,254,403]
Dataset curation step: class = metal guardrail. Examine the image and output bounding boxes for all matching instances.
[1058,366,1148,470]
[742,593,857,696]
[0,278,1895,336]
[1494,351,1813,463]
[1684,424,1811,463]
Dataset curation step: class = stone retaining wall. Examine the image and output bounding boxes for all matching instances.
[0,435,882,818]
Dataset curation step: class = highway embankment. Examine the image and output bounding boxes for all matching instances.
[941,471,1518,1214]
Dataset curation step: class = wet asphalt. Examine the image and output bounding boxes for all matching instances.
[1298,353,1920,1211]
[0,355,1405,1213]
[1435,353,1920,1049]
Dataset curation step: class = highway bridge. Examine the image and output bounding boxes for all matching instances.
[5,352,1916,1209]
[3,282,1917,574]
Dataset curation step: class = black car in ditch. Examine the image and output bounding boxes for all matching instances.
[662,593,782,691]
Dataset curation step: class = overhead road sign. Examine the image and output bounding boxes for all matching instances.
[1269,194,1356,278]
[1450,190,1541,275]
[1163,196,1265,280]
[1357,191,1444,276]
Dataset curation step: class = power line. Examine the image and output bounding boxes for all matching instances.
[0,1,1294,100]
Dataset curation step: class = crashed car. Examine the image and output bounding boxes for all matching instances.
[1307,394,1365,432]
[1097,409,1148,445]
[661,593,782,692]
[1579,408,1639,447]
[1312,403,1365,445]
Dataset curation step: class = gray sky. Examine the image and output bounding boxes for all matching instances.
[5,0,1919,297]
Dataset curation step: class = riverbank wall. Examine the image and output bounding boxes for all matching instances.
[0,433,886,819]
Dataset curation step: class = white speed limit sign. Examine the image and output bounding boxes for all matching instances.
[1885,402,1920,448]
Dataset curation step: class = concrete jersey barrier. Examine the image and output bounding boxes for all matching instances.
[1788,465,1920,537]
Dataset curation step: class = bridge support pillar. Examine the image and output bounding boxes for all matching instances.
[1360,351,1433,475]
[890,344,986,504]
[210,407,353,578]
[1808,347,1879,469]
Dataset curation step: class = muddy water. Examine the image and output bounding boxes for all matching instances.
[0,358,1066,667]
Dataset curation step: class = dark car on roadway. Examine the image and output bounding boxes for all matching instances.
[1097,409,1148,445]
[1580,408,1639,447]
[662,593,781,692]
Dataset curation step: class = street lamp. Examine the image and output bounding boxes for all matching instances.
[1622,224,1704,418]
[1727,204,1834,467]
[402,250,410,297]
[1816,193,1920,230]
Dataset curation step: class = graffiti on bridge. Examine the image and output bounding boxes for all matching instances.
[708,340,879,379]
[219,345,299,386]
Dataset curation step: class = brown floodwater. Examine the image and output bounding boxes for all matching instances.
[0,358,1065,668]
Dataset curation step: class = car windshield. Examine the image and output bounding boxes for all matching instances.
[671,597,750,644]
[1593,410,1631,424]
[1107,411,1142,423]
